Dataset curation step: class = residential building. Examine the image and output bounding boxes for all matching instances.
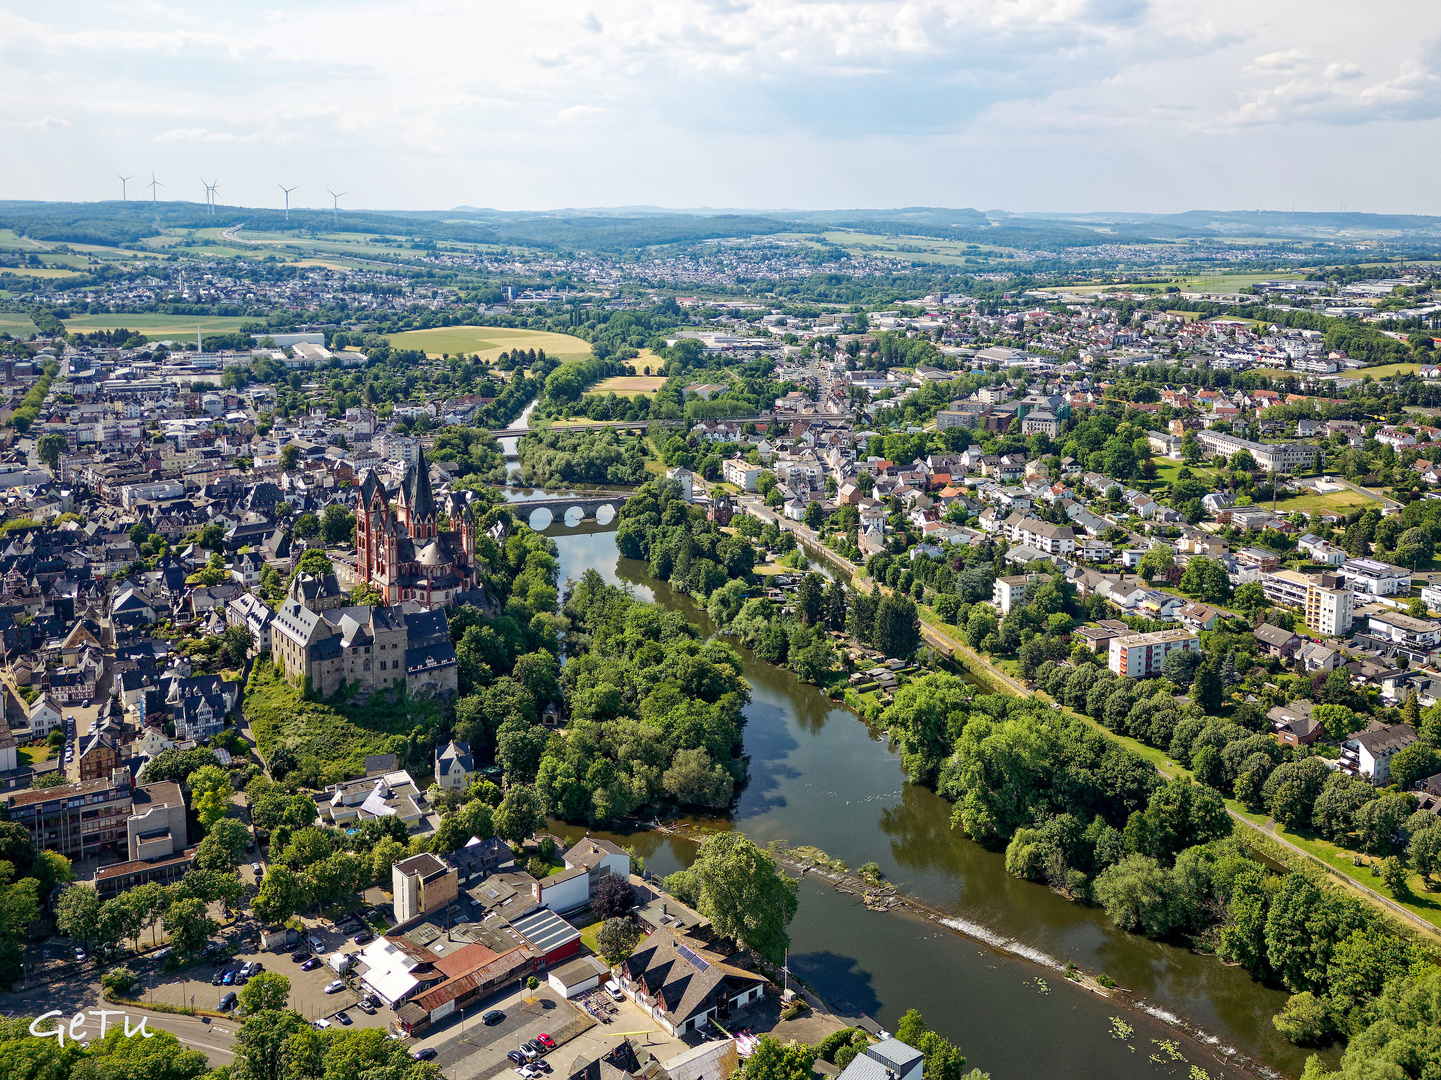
[4,770,133,860]
[1366,610,1441,651]
[1306,580,1354,637]
[838,1040,924,1080]
[993,575,1029,615]
[614,928,767,1037]
[1339,558,1411,598]
[1261,570,1312,609]
[1297,534,1346,566]
[1253,622,1303,660]
[393,853,460,924]
[722,460,762,492]
[434,740,474,791]
[1177,602,1222,632]
[1343,724,1419,785]
[1108,628,1200,678]
[1008,516,1075,556]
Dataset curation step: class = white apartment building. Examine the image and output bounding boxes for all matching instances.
[1108,628,1201,678]
[1339,557,1411,598]
[1307,585,1354,638]
[1366,610,1441,651]
[993,575,1029,615]
[1010,517,1075,556]
[722,459,763,492]
[1195,430,1319,473]
[1261,570,1312,609]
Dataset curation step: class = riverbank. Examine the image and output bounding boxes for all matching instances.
[550,531,1317,1080]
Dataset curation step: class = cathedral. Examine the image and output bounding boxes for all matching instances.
[355,448,481,607]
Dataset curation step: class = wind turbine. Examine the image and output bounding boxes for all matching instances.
[148,172,163,202]
[116,174,132,201]
[203,178,219,214]
[278,184,298,223]
[326,189,346,226]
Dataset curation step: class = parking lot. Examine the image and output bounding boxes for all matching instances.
[149,933,384,1027]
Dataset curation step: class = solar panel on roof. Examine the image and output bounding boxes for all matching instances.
[676,944,709,971]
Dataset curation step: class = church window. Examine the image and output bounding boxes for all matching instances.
[363,660,371,672]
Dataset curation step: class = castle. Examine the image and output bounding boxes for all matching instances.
[355,447,481,607]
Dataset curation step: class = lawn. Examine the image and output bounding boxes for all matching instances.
[592,374,666,396]
[385,326,593,363]
[18,746,52,767]
[1357,363,1423,380]
[1146,458,1219,489]
[1270,488,1378,514]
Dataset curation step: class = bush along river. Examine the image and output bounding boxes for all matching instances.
[539,527,1319,1080]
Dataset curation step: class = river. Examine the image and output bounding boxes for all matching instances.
[526,525,1317,1080]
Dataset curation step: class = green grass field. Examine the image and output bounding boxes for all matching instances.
[60,313,252,338]
[385,325,592,362]
[1270,488,1378,514]
[0,314,38,335]
[1357,363,1423,379]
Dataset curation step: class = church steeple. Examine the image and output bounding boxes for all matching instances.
[397,448,437,539]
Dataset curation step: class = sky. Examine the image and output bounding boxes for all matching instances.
[2,0,1440,216]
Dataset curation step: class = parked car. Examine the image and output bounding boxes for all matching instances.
[604,980,623,1002]
[312,1018,331,1030]
[508,1052,526,1066]
[324,980,345,994]
[222,969,237,986]
[483,1010,505,1026]
[536,1034,556,1051]
[357,997,377,1014]
[335,1011,352,1026]
[211,970,226,986]
[353,931,373,945]
[291,951,311,964]
[534,1061,552,1074]
[516,1066,540,1080]
[520,1043,540,1061]
[412,1048,437,1062]
[302,958,322,971]
[219,992,238,1011]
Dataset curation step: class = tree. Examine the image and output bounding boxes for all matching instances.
[1190,653,1225,712]
[892,1010,969,1080]
[163,897,216,956]
[55,883,101,949]
[195,817,251,872]
[251,866,310,924]
[740,1037,819,1080]
[494,785,546,844]
[803,501,824,530]
[825,578,847,632]
[290,547,333,582]
[37,433,67,473]
[965,605,997,651]
[882,672,970,787]
[1232,581,1267,614]
[1380,855,1410,897]
[1092,854,1177,936]
[1179,557,1231,604]
[351,581,384,606]
[797,573,825,626]
[279,444,301,471]
[101,966,138,996]
[689,832,799,963]
[320,504,355,544]
[875,594,922,661]
[662,747,735,808]
[1411,824,1441,883]
[1263,758,1331,830]
[1272,992,1329,1045]
[1390,743,1441,791]
[238,972,291,1014]
[232,1007,309,1080]
[591,873,634,919]
[595,917,641,964]
[188,763,233,831]
[1138,546,1174,580]
[1355,792,1416,854]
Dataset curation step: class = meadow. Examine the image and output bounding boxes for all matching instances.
[385,325,592,363]
[591,372,666,396]
[61,313,253,338]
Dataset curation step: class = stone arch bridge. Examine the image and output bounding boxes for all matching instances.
[512,493,633,531]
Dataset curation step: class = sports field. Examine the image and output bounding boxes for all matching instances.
[592,374,666,396]
[385,326,592,363]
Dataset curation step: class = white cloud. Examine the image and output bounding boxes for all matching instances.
[0,0,1440,212]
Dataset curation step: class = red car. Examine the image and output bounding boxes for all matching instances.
[536,1034,556,1051]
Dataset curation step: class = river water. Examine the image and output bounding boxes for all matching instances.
[526,525,1315,1080]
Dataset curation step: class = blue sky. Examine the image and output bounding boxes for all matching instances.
[2,0,1439,215]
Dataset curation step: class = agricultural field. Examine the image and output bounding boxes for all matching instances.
[60,313,252,338]
[591,373,666,396]
[385,325,591,363]
[0,314,38,335]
